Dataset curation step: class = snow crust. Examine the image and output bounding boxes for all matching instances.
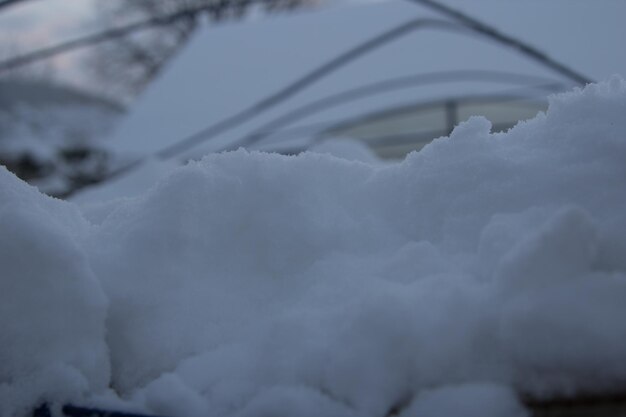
[2,78,626,416]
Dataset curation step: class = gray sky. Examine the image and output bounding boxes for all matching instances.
[0,0,99,85]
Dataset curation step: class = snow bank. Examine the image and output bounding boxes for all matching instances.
[0,169,109,416]
[1,78,626,417]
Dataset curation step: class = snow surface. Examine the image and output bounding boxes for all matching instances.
[71,157,180,206]
[2,78,626,417]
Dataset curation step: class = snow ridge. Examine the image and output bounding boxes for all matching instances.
[1,78,626,417]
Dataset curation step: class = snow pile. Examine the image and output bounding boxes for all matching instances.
[0,174,110,415]
[72,140,380,205]
[1,78,626,417]
[309,138,383,164]
[71,157,180,205]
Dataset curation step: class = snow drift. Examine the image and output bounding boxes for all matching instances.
[1,78,626,417]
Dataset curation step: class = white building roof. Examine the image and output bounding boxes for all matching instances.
[106,0,626,159]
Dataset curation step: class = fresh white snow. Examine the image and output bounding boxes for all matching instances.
[1,78,626,417]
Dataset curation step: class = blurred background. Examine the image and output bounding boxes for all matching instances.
[1,0,625,199]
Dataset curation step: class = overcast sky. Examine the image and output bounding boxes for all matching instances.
[0,0,99,85]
